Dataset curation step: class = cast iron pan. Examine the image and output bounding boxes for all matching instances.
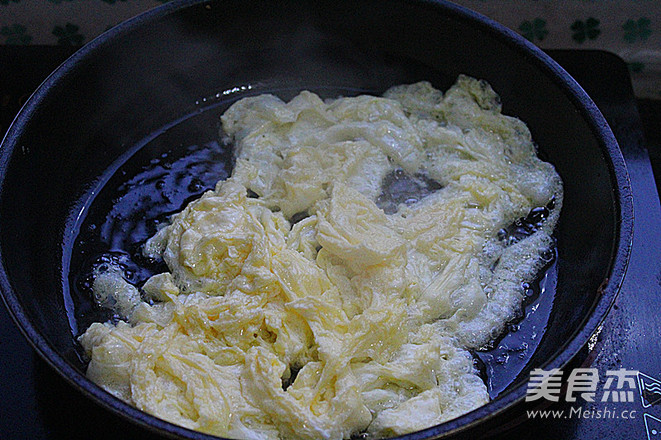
[0,0,633,439]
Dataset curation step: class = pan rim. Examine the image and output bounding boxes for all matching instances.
[0,0,633,439]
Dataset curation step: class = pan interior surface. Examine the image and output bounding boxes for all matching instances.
[0,0,630,438]
[66,83,560,395]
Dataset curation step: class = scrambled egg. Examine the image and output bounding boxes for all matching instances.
[79,76,563,439]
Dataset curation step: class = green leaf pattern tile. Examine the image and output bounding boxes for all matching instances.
[519,18,548,42]
[0,23,31,45]
[623,17,652,43]
[571,17,601,44]
[52,23,84,46]
[628,61,646,73]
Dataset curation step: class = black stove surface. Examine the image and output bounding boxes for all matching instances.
[1,47,660,440]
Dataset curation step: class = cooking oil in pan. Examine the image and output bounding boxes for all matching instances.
[66,90,558,401]
[68,101,234,337]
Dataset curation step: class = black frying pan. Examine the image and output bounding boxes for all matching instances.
[0,0,633,439]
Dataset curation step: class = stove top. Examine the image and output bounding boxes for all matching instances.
[1,47,659,440]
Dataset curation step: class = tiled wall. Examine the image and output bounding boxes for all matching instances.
[1,0,658,98]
